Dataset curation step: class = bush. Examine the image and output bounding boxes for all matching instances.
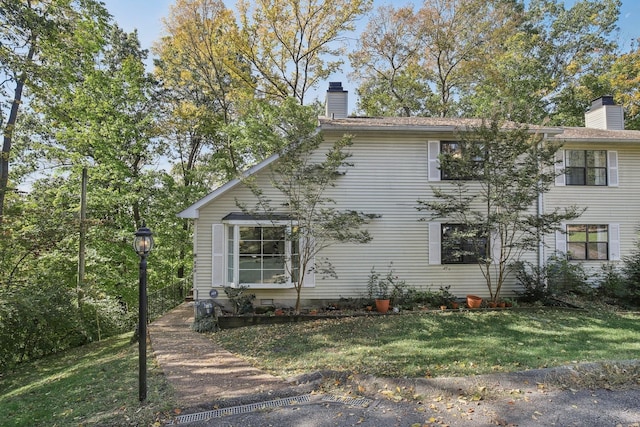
[514,255,591,303]
[513,260,550,302]
[545,255,591,296]
[618,248,640,307]
[223,286,255,314]
[0,282,81,370]
[79,295,136,342]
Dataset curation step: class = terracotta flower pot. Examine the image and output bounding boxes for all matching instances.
[466,295,483,309]
[375,299,390,313]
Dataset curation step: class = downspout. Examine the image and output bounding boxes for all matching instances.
[538,134,546,270]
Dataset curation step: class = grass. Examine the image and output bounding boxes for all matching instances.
[0,333,177,427]
[1,308,638,426]
[209,308,640,379]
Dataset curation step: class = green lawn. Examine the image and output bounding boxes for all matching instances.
[1,308,638,426]
[0,333,176,427]
[210,308,640,379]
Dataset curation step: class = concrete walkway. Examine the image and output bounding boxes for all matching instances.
[148,303,300,410]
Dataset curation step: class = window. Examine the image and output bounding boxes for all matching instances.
[440,141,483,180]
[441,224,487,264]
[567,224,608,260]
[226,224,299,285]
[565,150,607,186]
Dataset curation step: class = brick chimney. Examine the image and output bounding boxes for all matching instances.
[324,82,348,119]
[585,96,624,130]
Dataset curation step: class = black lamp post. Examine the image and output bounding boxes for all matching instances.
[133,223,154,402]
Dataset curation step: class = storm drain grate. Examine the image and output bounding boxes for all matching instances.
[322,395,373,407]
[173,394,312,424]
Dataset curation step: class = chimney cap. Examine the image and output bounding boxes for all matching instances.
[327,81,347,92]
[590,95,615,110]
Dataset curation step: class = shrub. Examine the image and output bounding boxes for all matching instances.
[513,260,550,302]
[223,286,255,314]
[619,248,640,307]
[0,282,81,370]
[545,255,591,296]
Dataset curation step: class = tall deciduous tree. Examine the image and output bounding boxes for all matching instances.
[468,0,620,125]
[606,43,640,130]
[235,0,372,105]
[349,5,435,117]
[417,121,583,302]
[32,24,163,306]
[0,0,109,223]
[418,0,518,117]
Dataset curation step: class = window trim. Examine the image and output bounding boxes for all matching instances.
[565,149,608,186]
[556,223,620,261]
[555,149,618,187]
[440,223,488,265]
[223,219,298,289]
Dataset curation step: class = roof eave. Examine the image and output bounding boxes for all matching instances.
[177,152,281,219]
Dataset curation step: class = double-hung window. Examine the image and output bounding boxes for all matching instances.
[566,224,609,260]
[441,224,487,264]
[565,150,607,186]
[439,141,483,180]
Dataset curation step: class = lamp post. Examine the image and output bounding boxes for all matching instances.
[133,223,154,402]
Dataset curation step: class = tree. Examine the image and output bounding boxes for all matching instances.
[240,99,377,313]
[417,120,583,302]
[607,43,640,130]
[0,0,109,223]
[349,5,436,117]
[235,0,371,105]
[417,0,518,117]
[467,0,621,125]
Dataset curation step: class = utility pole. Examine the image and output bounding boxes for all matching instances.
[77,166,87,305]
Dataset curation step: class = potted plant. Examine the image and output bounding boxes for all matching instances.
[466,295,483,309]
[368,267,390,313]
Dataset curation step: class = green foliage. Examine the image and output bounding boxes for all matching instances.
[0,282,133,372]
[514,255,591,303]
[513,260,550,302]
[367,263,408,304]
[223,285,256,315]
[546,255,591,296]
[241,100,378,313]
[418,120,583,302]
[192,316,218,333]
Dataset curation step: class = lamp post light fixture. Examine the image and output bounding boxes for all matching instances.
[133,223,154,402]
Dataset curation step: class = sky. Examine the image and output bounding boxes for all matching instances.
[102,0,640,111]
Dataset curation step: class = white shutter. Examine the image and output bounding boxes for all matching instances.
[428,140,441,182]
[555,149,565,186]
[302,236,316,287]
[608,151,619,187]
[555,224,567,255]
[429,222,441,265]
[609,223,620,261]
[212,224,225,286]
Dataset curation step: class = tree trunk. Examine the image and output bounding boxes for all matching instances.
[0,45,34,224]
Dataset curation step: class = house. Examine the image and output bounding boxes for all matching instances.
[179,83,640,309]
